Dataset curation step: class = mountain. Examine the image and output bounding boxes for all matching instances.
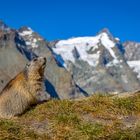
[0,21,81,99]
[0,20,140,99]
[50,29,140,94]
[124,41,140,80]
[0,20,10,31]
[0,24,28,92]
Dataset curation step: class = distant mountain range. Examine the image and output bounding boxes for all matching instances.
[0,20,140,99]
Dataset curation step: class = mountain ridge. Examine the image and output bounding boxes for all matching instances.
[0,20,140,99]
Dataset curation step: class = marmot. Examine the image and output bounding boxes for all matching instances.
[0,57,50,118]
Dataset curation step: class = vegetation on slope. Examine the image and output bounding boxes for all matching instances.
[0,92,140,140]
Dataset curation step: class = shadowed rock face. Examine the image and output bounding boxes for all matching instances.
[0,29,28,92]
[0,31,27,75]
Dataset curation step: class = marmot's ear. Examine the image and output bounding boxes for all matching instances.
[32,55,38,60]
[33,58,38,62]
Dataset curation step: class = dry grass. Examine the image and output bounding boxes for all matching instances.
[0,92,140,139]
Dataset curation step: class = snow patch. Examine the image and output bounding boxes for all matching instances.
[33,38,37,43]
[25,41,31,45]
[127,61,140,79]
[100,33,116,59]
[115,37,120,41]
[106,59,120,67]
[19,29,33,36]
[19,28,39,48]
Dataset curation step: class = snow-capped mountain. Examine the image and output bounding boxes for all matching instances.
[53,32,117,67]
[51,30,140,94]
[54,32,123,67]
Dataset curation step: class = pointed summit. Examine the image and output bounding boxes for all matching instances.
[97,28,115,41]
[18,26,34,37]
[98,28,111,34]
[99,28,110,33]
[98,28,113,36]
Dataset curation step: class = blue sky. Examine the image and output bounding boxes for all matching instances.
[0,0,140,42]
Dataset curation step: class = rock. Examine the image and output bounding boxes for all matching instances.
[124,41,140,80]
[123,41,140,61]
[0,29,28,92]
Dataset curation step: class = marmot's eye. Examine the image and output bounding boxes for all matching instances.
[33,58,37,61]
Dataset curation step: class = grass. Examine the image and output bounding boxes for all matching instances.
[0,92,140,139]
[0,119,48,140]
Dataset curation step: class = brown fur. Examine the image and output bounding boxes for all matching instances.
[0,57,49,118]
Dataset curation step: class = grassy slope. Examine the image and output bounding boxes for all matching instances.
[0,93,140,140]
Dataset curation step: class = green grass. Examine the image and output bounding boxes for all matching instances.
[0,93,140,139]
[0,119,48,140]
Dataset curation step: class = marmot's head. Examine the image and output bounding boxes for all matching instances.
[25,57,46,79]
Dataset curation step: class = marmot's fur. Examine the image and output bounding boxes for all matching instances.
[0,57,49,118]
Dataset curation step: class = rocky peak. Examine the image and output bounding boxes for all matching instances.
[98,28,112,35]
[18,26,44,49]
[18,26,34,37]
[98,28,120,43]
[18,26,32,32]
